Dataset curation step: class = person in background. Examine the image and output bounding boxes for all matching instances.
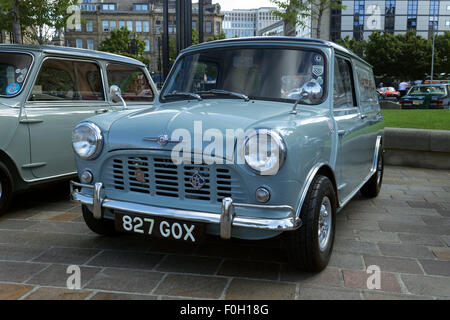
[378,82,384,89]
[398,80,408,97]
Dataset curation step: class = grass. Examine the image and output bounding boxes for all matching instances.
[382,109,450,130]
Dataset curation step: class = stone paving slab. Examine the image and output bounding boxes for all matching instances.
[0,166,448,300]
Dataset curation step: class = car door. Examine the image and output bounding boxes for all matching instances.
[24,57,111,179]
[105,63,156,110]
[354,62,382,177]
[333,56,367,201]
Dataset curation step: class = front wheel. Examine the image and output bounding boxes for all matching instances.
[286,175,337,272]
[0,163,13,216]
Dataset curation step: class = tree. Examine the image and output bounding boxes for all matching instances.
[433,31,450,78]
[0,0,77,44]
[98,27,149,65]
[270,0,310,36]
[336,35,367,58]
[271,0,345,39]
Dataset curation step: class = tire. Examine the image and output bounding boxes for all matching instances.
[82,205,116,236]
[0,162,13,216]
[360,147,384,198]
[286,175,337,272]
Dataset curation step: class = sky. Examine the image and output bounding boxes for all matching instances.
[201,0,276,11]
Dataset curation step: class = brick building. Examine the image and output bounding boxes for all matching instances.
[64,0,224,73]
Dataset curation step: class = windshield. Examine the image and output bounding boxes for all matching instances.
[162,47,326,104]
[0,52,33,97]
[408,86,447,95]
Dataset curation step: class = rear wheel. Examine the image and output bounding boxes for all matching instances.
[0,163,13,216]
[82,205,116,236]
[286,175,336,272]
[360,147,384,198]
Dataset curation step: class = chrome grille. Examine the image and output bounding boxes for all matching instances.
[104,155,246,203]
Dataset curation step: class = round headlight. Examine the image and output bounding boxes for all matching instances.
[72,122,103,160]
[243,129,286,175]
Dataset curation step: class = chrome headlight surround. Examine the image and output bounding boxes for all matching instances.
[242,129,287,175]
[72,122,103,160]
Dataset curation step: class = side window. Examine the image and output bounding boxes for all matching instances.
[106,64,154,102]
[30,59,104,102]
[355,64,378,103]
[75,61,105,101]
[333,57,356,109]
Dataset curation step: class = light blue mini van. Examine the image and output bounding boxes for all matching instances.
[71,37,384,271]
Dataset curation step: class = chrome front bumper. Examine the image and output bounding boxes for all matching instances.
[70,181,302,239]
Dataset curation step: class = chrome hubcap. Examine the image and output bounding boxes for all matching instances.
[318,196,332,251]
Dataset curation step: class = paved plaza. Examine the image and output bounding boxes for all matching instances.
[0,165,449,300]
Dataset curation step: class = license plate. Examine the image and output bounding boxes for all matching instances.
[114,212,204,243]
[413,100,422,105]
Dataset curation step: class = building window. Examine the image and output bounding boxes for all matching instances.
[102,20,109,32]
[101,3,116,11]
[192,21,197,30]
[87,39,94,50]
[407,0,418,31]
[385,0,395,33]
[353,0,365,40]
[144,40,150,52]
[127,21,133,31]
[136,21,142,33]
[143,21,149,32]
[205,21,212,33]
[330,3,342,41]
[215,22,220,34]
[119,21,125,29]
[156,20,162,33]
[133,4,148,11]
[447,20,450,27]
[86,20,93,32]
[79,0,96,11]
[75,23,82,32]
[110,21,117,30]
[429,0,439,38]
[76,39,83,48]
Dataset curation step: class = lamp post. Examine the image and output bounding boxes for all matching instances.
[430,21,436,81]
[128,33,137,55]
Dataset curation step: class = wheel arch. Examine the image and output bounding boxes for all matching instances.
[295,163,339,220]
[0,149,27,192]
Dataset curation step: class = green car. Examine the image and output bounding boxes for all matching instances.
[0,45,158,215]
[71,37,384,271]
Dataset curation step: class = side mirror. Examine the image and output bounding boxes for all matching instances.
[110,85,127,110]
[290,80,323,114]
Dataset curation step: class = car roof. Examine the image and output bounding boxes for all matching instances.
[182,36,372,68]
[0,44,145,66]
[412,84,448,87]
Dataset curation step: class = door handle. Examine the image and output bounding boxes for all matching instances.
[95,108,109,114]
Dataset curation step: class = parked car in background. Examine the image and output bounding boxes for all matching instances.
[378,87,400,101]
[0,45,158,215]
[71,37,384,272]
[399,84,450,109]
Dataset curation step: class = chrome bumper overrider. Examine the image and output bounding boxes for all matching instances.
[70,181,302,239]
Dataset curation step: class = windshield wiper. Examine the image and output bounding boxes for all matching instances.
[197,89,250,102]
[164,91,202,101]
